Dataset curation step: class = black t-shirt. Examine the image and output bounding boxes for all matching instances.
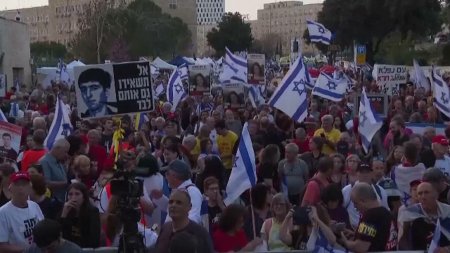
[355,206,391,252]
[208,205,222,227]
[411,217,450,250]
[0,146,18,161]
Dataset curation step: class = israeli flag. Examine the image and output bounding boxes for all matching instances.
[219,47,248,84]
[14,79,20,92]
[432,67,450,118]
[312,72,348,102]
[155,83,164,97]
[178,64,189,80]
[248,85,265,108]
[150,64,159,76]
[57,59,70,84]
[9,103,19,118]
[307,20,332,45]
[134,113,149,131]
[413,59,430,91]
[166,68,186,112]
[311,229,347,253]
[0,108,7,122]
[268,56,310,123]
[224,122,257,206]
[358,87,382,153]
[428,219,441,253]
[44,96,73,150]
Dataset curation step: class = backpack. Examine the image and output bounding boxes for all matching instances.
[300,177,326,205]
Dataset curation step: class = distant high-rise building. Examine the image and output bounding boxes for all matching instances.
[196,0,224,25]
[251,1,323,55]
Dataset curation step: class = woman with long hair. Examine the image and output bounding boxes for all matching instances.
[59,183,100,248]
[341,154,360,186]
[385,145,404,175]
[330,153,346,187]
[261,193,291,251]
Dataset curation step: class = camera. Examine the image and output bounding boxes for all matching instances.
[292,206,312,226]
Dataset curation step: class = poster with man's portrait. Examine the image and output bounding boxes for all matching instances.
[223,83,246,109]
[0,121,21,162]
[247,54,266,85]
[74,61,153,119]
[189,65,211,96]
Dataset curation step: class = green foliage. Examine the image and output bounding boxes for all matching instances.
[31,42,68,59]
[318,0,443,63]
[207,12,253,56]
[441,44,450,65]
[70,0,192,63]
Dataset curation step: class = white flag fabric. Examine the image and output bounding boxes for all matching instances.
[224,122,257,206]
[219,47,248,84]
[312,72,348,102]
[248,85,265,108]
[9,103,19,118]
[166,68,186,112]
[178,64,189,80]
[432,67,450,118]
[150,64,160,76]
[44,96,73,150]
[57,59,70,84]
[413,59,430,91]
[429,219,441,253]
[358,87,382,153]
[268,56,310,123]
[307,20,332,45]
[391,163,426,206]
[0,108,7,122]
[155,83,164,97]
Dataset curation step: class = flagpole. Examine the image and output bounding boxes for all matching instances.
[249,188,257,239]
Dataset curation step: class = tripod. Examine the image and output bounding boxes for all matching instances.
[117,199,146,253]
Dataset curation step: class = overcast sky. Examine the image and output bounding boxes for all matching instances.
[1,0,323,19]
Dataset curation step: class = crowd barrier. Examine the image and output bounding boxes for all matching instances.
[81,250,425,253]
[82,248,118,253]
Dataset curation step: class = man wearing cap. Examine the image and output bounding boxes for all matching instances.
[423,168,450,204]
[0,172,44,252]
[342,162,389,229]
[432,135,450,178]
[152,160,202,224]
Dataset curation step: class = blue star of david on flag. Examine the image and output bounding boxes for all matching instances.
[233,156,239,168]
[359,111,368,128]
[174,83,183,94]
[326,81,337,90]
[441,92,449,104]
[292,81,306,96]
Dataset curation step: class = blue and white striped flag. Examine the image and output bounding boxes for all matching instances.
[57,59,70,84]
[219,47,248,84]
[134,112,149,131]
[9,103,19,118]
[0,108,7,122]
[224,122,257,206]
[44,96,73,150]
[307,20,332,45]
[413,59,430,91]
[166,68,186,112]
[178,64,189,80]
[311,229,347,253]
[268,56,309,123]
[432,67,450,118]
[428,219,441,253]
[248,85,265,108]
[358,87,382,153]
[312,72,348,102]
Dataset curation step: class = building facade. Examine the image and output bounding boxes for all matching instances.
[252,1,323,55]
[0,17,32,88]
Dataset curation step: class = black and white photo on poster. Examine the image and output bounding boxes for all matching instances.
[223,83,246,109]
[74,61,153,119]
[189,65,211,96]
[247,54,266,85]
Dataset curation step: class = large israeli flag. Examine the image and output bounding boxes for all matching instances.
[432,67,450,118]
[219,47,248,84]
[358,87,382,153]
[224,122,257,205]
[312,72,348,102]
[178,64,189,80]
[268,56,309,123]
[44,96,73,150]
[166,67,186,112]
[307,20,332,45]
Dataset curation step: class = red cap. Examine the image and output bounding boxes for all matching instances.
[10,172,30,184]
[409,179,422,188]
[432,135,449,146]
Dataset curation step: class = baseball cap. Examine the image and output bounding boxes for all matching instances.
[168,160,191,179]
[10,172,30,184]
[356,163,372,173]
[432,135,449,146]
[409,179,422,188]
[422,168,445,184]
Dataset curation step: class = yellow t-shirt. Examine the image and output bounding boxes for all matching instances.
[314,128,341,155]
[192,138,201,157]
[216,131,238,170]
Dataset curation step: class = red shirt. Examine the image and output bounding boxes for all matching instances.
[21,149,47,171]
[213,228,248,253]
[292,138,310,154]
[88,144,107,176]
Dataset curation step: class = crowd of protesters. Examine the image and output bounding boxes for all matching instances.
[0,64,449,253]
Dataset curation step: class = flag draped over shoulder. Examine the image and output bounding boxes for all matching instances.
[44,96,73,150]
[166,67,186,112]
[307,20,332,45]
[269,56,310,123]
[224,122,257,206]
[312,72,348,102]
[391,164,425,206]
[432,67,450,118]
[219,47,248,84]
[358,87,382,153]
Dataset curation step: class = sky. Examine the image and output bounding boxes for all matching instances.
[1,0,323,20]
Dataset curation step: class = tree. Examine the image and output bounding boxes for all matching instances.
[31,42,68,59]
[207,12,253,56]
[318,0,443,64]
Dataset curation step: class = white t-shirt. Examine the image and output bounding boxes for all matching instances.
[0,201,44,248]
[434,155,450,178]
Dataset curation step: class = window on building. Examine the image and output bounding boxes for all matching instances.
[169,0,177,9]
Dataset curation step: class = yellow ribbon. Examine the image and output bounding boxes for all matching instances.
[112,120,125,163]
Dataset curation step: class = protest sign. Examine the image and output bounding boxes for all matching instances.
[354,93,388,118]
[189,65,211,96]
[223,83,246,109]
[0,74,6,97]
[74,61,153,119]
[372,64,407,96]
[0,121,21,161]
[247,54,266,85]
